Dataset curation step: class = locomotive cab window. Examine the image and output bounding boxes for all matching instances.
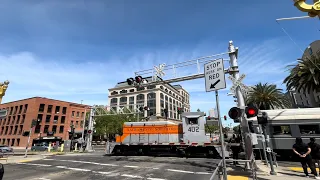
[299,125,320,135]
[186,117,198,125]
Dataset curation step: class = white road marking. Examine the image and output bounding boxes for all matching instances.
[48,159,119,167]
[124,165,140,168]
[21,159,211,176]
[166,169,194,174]
[37,178,51,180]
[65,167,91,172]
[147,178,167,180]
[195,172,211,175]
[121,174,143,178]
[17,163,52,167]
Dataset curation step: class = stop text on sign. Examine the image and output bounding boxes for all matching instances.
[205,61,223,80]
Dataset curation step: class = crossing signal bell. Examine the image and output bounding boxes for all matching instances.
[228,107,241,122]
[245,106,258,118]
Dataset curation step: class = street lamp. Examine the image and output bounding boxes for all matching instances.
[293,0,320,18]
[0,80,9,104]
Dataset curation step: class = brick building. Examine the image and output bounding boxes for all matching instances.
[0,97,89,148]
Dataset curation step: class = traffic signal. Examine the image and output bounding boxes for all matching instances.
[144,106,150,111]
[31,119,37,127]
[139,107,144,112]
[127,78,134,85]
[223,115,227,120]
[245,106,258,118]
[22,131,30,136]
[257,111,268,124]
[163,108,168,118]
[135,76,143,83]
[88,130,92,134]
[228,107,241,123]
[177,107,182,114]
[85,120,89,127]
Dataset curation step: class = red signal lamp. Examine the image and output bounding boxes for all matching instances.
[135,76,143,83]
[88,130,92,134]
[223,115,227,120]
[245,106,258,118]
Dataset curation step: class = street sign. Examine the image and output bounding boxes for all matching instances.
[204,59,226,92]
[0,109,7,118]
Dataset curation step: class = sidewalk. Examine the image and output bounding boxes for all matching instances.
[0,154,48,164]
[225,160,311,180]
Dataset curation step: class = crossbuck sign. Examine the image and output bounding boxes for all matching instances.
[153,63,166,81]
[228,74,251,95]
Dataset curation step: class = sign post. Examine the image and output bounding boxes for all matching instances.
[204,59,227,180]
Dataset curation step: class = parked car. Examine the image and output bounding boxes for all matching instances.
[0,145,13,153]
[31,143,53,151]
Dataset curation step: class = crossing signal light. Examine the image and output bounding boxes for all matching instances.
[228,107,241,122]
[223,115,227,120]
[177,107,182,114]
[88,130,92,134]
[245,106,258,118]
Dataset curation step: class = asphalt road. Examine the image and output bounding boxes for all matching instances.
[2,153,220,180]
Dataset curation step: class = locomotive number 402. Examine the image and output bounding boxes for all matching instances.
[188,126,199,132]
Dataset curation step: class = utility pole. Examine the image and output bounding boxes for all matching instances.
[24,127,33,158]
[228,41,253,169]
[262,124,276,175]
[25,119,36,158]
[258,124,269,166]
[216,90,227,180]
[86,108,94,151]
[81,108,87,151]
[258,111,277,175]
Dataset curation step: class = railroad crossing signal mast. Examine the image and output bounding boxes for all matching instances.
[122,41,255,178]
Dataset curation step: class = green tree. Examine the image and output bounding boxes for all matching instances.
[233,125,241,135]
[205,125,218,137]
[197,108,201,112]
[246,82,291,110]
[283,55,320,93]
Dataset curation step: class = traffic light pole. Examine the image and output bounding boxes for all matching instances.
[81,108,87,151]
[228,41,253,169]
[24,127,33,158]
[86,108,94,152]
[215,90,227,180]
[262,124,276,175]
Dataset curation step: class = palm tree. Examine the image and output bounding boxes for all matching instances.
[283,55,320,93]
[246,83,291,110]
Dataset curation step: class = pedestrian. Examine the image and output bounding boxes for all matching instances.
[293,137,320,179]
[309,138,320,175]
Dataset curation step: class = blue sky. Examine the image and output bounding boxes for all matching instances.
[0,1,319,127]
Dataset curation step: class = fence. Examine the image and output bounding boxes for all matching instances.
[209,158,258,180]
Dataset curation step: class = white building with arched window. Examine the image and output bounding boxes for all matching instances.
[108,76,190,121]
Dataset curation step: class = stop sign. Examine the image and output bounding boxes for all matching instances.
[88,130,92,134]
